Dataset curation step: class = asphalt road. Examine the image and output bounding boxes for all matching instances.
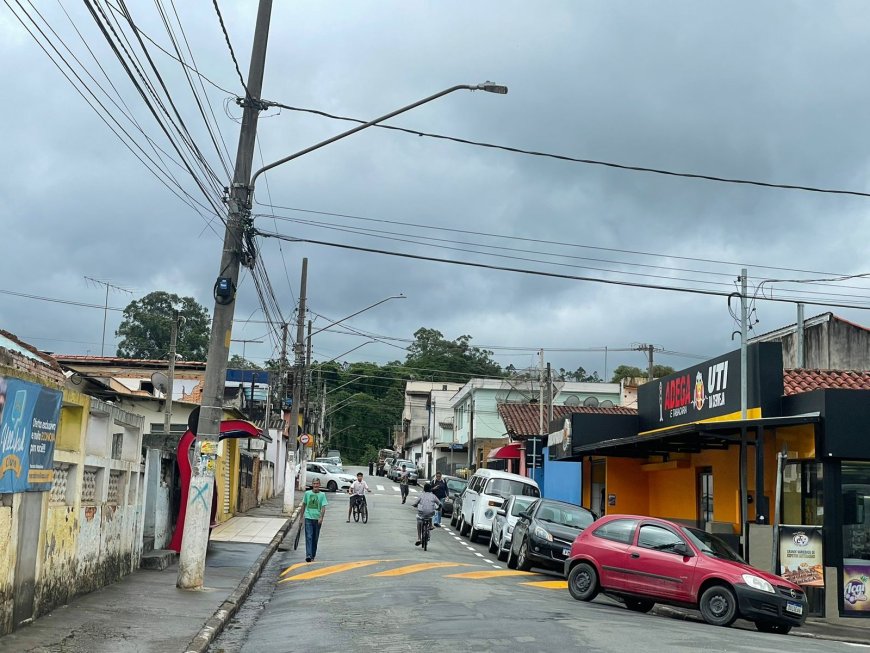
[211,466,853,653]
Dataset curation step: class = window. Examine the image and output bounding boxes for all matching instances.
[511,497,535,516]
[637,524,685,553]
[485,478,540,498]
[593,518,638,544]
[782,461,824,526]
[307,464,319,473]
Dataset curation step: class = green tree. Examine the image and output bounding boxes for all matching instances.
[610,364,676,383]
[228,354,261,370]
[403,327,501,382]
[115,292,210,360]
[558,366,602,383]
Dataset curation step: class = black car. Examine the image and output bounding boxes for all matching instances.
[507,499,595,573]
[432,475,467,517]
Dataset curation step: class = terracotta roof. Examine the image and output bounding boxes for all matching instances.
[54,355,207,369]
[784,369,870,395]
[499,403,637,437]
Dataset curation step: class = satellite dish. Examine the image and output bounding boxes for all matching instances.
[583,396,600,408]
[600,399,614,408]
[494,391,511,403]
[151,371,169,396]
[564,395,580,407]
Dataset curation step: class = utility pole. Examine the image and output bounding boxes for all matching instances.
[176,0,273,590]
[278,323,294,514]
[538,349,544,435]
[287,258,308,499]
[162,311,179,438]
[467,388,475,474]
[739,268,749,557]
[303,320,312,451]
[546,362,553,426]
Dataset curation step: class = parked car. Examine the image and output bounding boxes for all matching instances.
[431,475,467,517]
[507,498,595,572]
[305,462,356,492]
[315,456,343,470]
[388,460,418,484]
[457,469,540,542]
[564,514,808,634]
[489,495,537,561]
[377,449,397,476]
[381,457,397,478]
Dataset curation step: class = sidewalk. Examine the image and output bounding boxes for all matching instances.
[0,496,296,653]
[653,605,870,645]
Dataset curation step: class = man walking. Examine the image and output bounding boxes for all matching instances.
[399,464,410,504]
[302,478,327,562]
[368,460,374,476]
[430,471,448,528]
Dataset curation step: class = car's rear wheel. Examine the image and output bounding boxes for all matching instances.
[459,515,470,537]
[326,480,337,492]
[755,621,791,635]
[567,563,599,601]
[506,543,518,569]
[699,585,738,627]
[469,520,482,543]
[497,539,508,561]
[624,598,655,613]
[488,529,498,553]
[516,538,532,571]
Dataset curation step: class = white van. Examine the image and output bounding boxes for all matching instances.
[457,469,540,542]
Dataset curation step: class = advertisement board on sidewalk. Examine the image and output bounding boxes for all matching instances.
[843,563,870,613]
[0,375,63,493]
[778,525,824,587]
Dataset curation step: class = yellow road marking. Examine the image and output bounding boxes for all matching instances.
[279,562,314,578]
[368,562,470,577]
[446,569,536,580]
[278,560,386,582]
[521,580,568,590]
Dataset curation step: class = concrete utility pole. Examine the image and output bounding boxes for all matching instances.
[303,320,312,449]
[287,258,308,498]
[162,311,179,438]
[546,362,553,426]
[538,349,545,435]
[177,0,273,590]
[739,268,749,556]
[796,303,805,367]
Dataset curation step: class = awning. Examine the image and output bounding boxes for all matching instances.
[568,413,820,459]
[488,442,523,460]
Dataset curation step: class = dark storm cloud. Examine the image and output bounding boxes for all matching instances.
[1,1,869,375]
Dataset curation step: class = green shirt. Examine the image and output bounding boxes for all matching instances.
[303,490,328,520]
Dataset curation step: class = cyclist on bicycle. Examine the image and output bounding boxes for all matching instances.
[411,482,441,546]
[347,472,370,522]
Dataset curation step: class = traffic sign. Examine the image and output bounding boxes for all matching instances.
[299,434,311,445]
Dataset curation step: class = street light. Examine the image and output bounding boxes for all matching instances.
[250,82,509,194]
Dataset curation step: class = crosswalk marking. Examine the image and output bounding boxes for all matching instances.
[392,486,400,492]
[368,562,470,577]
[279,562,313,578]
[279,560,386,582]
[521,580,568,590]
[447,569,536,580]
[376,485,385,491]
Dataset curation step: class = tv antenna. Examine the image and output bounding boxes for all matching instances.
[84,277,133,356]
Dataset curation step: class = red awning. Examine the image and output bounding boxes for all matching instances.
[488,442,523,460]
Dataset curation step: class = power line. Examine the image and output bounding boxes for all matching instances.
[211,0,248,96]
[266,102,870,200]
[255,230,870,311]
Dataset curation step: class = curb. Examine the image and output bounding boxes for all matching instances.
[652,605,870,646]
[183,503,302,653]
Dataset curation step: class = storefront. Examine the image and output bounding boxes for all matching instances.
[553,342,870,621]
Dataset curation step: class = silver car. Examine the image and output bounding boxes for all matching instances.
[390,460,418,484]
[489,495,536,561]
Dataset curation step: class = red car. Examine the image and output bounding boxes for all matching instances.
[564,514,807,635]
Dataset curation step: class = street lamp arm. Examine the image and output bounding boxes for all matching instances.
[250,82,507,194]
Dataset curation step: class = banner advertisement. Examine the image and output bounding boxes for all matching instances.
[0,375,63,493]
[843,563,870,613]
[778,525,824,587]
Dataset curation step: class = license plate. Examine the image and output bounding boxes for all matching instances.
[562,548,570,557]
[786,601,803,615]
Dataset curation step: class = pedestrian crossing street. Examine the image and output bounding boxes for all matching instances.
[276,558,568,590]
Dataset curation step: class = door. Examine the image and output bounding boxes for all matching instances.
[463,476,482,522]
[697,467,713,530]
[306,463,325,488]
[13,491,43,627]
[591,460,606,517]
[623,523,697,601]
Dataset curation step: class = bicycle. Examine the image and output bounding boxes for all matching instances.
[351,495,369,523]
[420,515,432,551]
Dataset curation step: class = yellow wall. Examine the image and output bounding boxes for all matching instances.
[605,458,649,515]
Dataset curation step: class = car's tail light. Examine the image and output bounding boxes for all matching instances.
[488,499,503,507]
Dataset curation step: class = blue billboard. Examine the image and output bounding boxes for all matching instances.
[0,376,63,493]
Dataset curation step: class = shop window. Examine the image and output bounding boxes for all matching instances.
[781,461,823,526]
[841,462,870,615]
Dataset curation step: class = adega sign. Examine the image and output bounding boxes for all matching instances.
[637,342,783,432]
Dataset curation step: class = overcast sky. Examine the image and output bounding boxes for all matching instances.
[2,1,869,380]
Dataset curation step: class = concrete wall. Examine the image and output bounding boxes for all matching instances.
[760,315,870,371]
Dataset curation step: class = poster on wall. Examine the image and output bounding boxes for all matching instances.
[843,563,870,613]
[0,375,63,493]
[778,525,824,587]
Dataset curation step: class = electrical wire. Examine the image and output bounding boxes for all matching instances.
[211,0,248,96]
[266,101,870,201]
[256,230,870,311]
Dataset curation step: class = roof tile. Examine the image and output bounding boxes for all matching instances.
[498,403,637,437]
[783,369,870,395]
